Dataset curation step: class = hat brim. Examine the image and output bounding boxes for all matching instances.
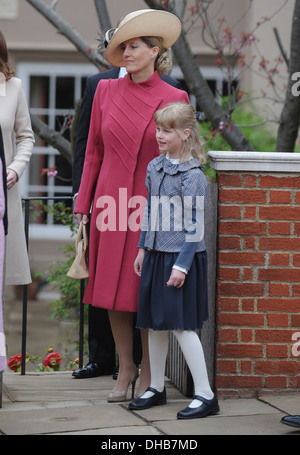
[106,9,182,67]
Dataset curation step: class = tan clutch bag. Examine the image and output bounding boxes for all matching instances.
[67,221,89,279]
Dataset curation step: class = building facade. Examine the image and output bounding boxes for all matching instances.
[0,0,294,265]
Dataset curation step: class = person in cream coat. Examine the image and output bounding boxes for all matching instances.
[0,126,7,373]
[0,31,34,285]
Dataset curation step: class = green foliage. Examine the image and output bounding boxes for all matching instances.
[36,201,87,322]
[200,101,280,182]
[47,243,82,320]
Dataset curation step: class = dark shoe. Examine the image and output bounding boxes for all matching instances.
[72,362,115,379]
[112,365,119,380]
[128,387,167,410]
[177,395,220,420]
[281,415,300,428]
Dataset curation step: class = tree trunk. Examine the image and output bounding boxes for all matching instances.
[26,0,254,153]
[145,0,254,151]
[30,114,72,164]
[172,32,255,151]
[94,0,111,32]
[26,0,108,70]
[276,0,300,152]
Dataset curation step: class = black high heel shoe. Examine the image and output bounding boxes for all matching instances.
[128,387,167,410]
[177,395,220,419]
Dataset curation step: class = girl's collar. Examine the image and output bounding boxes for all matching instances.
[166,152,196,164]
[154,154,203,175]
[166,152,181,164]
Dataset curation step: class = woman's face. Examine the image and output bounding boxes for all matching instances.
[120,37,158,80]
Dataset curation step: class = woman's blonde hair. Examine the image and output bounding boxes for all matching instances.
[141,36,172,76]
[98,32,172,76]
[154,102,206,164]
[0,30,15,81]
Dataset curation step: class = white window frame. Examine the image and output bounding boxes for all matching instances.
[169,65,239,109]
[17,62,96,240]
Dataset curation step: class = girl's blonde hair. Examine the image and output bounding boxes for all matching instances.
[154,102,206,164]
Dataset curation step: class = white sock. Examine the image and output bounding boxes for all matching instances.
[141,329,168,399]
[173,330,214,408]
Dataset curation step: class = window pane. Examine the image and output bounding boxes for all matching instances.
[29,154,48,187]
[56,77,74,109]
[222,79,238,97]
[55,115,71,141]
[32,114,49,147]
[30,76,49,108]
[54,153,72,189]
[207,79,217,95]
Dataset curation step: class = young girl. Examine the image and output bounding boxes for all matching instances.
[129,102,219,419]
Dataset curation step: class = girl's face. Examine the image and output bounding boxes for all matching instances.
[121,38,158,81]
[156,125,190,159]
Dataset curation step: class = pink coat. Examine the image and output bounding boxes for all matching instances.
[75,71,189,312]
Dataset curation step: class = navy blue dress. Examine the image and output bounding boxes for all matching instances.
[136,155,208,331]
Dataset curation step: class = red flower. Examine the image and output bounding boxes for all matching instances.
[7,354,28,371]
[43,352,62,371]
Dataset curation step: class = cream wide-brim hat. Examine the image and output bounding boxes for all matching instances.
[105,9,182,67]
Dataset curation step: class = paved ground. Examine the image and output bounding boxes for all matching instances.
[1,371,300,436]
[2,288,300,436]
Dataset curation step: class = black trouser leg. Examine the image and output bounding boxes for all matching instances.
[88,305,116,368]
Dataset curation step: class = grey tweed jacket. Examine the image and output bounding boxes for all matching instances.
[138,155,207,271]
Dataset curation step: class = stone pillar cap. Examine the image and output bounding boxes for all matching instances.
[208,151,300,173]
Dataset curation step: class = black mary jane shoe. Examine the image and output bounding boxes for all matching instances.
[128,387,167,411]
[177,395,220,420]
[72,362,114,379]
[281,415,300,428]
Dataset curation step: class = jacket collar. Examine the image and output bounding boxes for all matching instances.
[154,154,203,175]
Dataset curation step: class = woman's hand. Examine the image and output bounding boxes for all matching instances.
[134,248,145,277]
[166,268,186,288]
[75,213,89,225]
[6,169,18,190]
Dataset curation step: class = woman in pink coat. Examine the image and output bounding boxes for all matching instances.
[74,10,189,401]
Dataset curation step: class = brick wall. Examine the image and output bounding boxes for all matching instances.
[209,152,300,399]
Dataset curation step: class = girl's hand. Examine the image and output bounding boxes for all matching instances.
[7,169,18,190]
[134,248,145,277]
[166,269,186,288]
[75,213,89,225]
